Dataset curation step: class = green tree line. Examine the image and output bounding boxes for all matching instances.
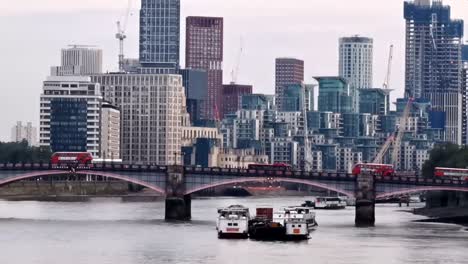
[422,143,468,177]
[0,141,52,163]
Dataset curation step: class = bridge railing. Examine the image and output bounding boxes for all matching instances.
[0,162,169,173]
[184,166,356,181]
[375,175,468,186]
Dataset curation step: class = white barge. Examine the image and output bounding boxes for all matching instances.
[217,205,250,239]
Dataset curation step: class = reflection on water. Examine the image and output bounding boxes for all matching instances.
[0,196,467,264]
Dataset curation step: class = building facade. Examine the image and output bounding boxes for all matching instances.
[186,16,224,120]
[222,83,253,117]
[100,102,121,160]
[39,76,102,157]
[404,0,464,144]
[462,45,468,144]
[11,121,38,146]
[92,74,187,165]
[339,36,373,89]
[139,0,180,72]
[275,58,304,111]
[282,84,314,112]
[359,88,391,116]
[315,76,357,114]
[51,45,102,76]
[179,69,208,124]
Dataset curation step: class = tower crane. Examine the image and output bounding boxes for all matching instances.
[373,98,414,165]
[382,45,394,90]
[116,0,133,72]
[230,37,244,84]
[391,98,414,167]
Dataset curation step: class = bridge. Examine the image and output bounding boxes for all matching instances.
[1,163,468,226]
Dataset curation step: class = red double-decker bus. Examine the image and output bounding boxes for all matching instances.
[352,163,395,177]
[434,167,468,180]
[50,152,93,165]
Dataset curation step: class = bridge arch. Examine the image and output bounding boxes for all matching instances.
[0,170,166,195]
[377,186,468,200]
[185,177,355,197]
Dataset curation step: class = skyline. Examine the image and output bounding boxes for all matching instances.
[1,0,468,141]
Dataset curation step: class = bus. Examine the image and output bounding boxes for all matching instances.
[434,167,468,180]
[50,152,93,165]
[352,163,395,177]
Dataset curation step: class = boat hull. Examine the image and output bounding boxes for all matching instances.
[218,231,249,239]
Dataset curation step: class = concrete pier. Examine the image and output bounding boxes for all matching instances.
[165,166,191,221]
[355,173,376,227]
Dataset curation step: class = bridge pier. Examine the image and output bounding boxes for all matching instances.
[355,173,375,227]
[165,166,191,221]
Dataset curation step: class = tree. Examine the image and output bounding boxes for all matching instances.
[422,143,468,177]
[0,140,52,163]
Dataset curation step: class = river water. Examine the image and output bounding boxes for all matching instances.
[0,196,467,264]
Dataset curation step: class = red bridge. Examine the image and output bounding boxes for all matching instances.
[0,163,467,226]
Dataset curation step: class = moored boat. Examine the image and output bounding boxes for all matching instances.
[314,197,346,210]
[248,208,286,240]
[274,207,318,237]
[217,205,250,239]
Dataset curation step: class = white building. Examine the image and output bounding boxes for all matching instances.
[92,74,187,165]
[182,126,222,147]
[336,147,363,173]
[51,45,103,76]
[339,36,373,89]
[277,111,303,135]
[267,138,299,167]
[100,102,121,160]
[11,121,38,146]
[39,76,102,157]
[218,148,268,169]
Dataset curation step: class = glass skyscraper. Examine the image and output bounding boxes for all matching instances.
[139,0,180,72]
[315,76,357,114]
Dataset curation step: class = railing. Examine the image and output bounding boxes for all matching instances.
[0,163,467,187]
[184,166,356,181]
[0,163,168,173]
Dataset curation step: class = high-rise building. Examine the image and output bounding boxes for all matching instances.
[275,58,304,111]
[222,84,253,117]
[186,16,224,120]
[359,88,391,116]
[339,36,373,89]
[282,84,315,112]
[50,45,102,76]
[315,76,358,114]
[404,0,464,144]
[463,45,468,144]
[11,121,37,146]
[92,74,188,165]
[241,94,275,111]
[39,76,102,157]
[100,102,121,160]
[179,69,208,124]
[139,0,180,72]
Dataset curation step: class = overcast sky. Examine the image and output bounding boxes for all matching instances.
[0,0,467,141]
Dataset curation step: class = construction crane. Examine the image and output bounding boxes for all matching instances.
[382,45,394,90]
[373,98,414,165]
[230,37,244,84]
[116,0,133,72]
[302,83,312,171]
[391,98,414,167]
[373,135,394,164]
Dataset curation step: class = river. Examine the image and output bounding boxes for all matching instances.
[0,196,467,264]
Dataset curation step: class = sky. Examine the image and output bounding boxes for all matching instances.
[0,0,467,141]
